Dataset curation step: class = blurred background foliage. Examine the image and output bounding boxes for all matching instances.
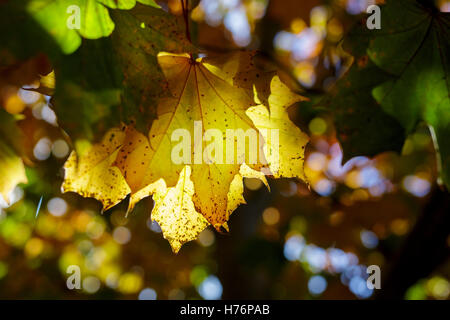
[0,0,449,300]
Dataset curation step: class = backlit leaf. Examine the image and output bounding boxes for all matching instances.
[0,110,27,204]
[26,0,160,54]
[62,127,131,211]
[150,166,209,253]
[63,51,309,251]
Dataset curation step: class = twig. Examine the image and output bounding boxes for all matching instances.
[181,0,191,42]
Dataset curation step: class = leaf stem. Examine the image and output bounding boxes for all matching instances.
[181,0,191,43]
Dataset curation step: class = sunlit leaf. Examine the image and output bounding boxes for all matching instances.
[63,51,309,250]
[62,126,131,211]
[0,110,28,204]
[150,166,209,253]
[27,0,160,54]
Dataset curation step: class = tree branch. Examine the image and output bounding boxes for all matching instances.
[375,187,450,299]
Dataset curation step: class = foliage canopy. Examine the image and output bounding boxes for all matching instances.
[0,0,448,254]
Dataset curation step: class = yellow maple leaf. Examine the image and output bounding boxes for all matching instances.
[115,52,267,229]
[247,75,309,180]
[145,163,269,253]
[150,166,209,253]
[0,140,27,204]
[0,111,28,204]
[62,127,131,211]
[62,51,309,252]
[226,163,270,219]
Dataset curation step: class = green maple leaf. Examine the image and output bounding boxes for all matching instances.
[369,0,450,188]
[328,0,450,188]
[324,57,405,162]
[27,0,160,54]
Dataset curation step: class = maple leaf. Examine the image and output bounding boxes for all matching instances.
[369,1,450,189]
[150,166,209,253]
[152,163,270,253]
[330,0,450,188]
[0,110,28,204]
[0,140,27,204]
[324,57,406,162]
[26,0,160,54]
[114,52,267,229]
[62,51,309,252]
[62,126,131,211]
[247,76,309,180]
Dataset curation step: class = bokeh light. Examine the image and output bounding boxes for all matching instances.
[198,275,223,300]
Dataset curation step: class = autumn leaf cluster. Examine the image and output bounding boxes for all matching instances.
[1,0,449,253]
[0,1,309,253]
